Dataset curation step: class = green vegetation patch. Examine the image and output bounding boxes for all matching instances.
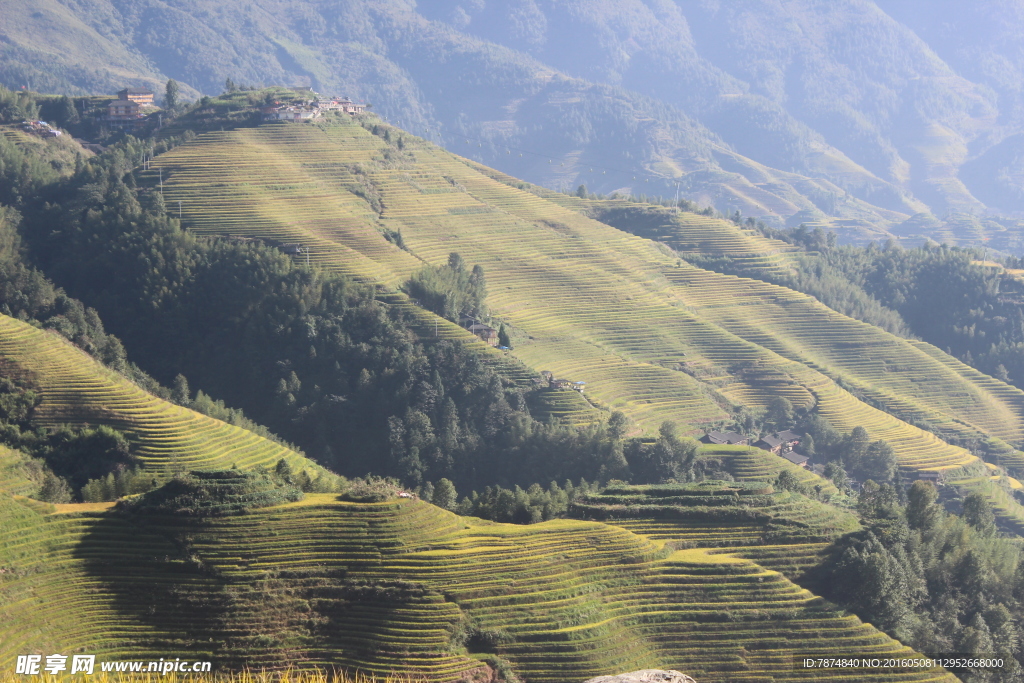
[117,470,303,516]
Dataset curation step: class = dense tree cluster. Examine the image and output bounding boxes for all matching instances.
[800,415,900,489]
[438,479,598,524]
[403,252,487,322]
[816,482,1024,682]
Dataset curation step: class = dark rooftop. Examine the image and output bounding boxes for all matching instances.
[783,452,809,466]
[704,431,748,445]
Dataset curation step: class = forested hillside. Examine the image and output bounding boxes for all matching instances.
[8,0,1024,246]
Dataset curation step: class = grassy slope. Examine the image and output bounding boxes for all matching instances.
[0,445,39,496]
[0,314,329,478]
[145,121,1024,478]
[575,479,861,578]
[0,495,954,683]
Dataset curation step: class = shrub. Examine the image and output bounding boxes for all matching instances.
[117,470,303,516]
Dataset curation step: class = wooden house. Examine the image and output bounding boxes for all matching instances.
[755,430,801,455]
[338,97,367,114]
[468,323,498,346]
[117,87,155,105]
[755,434,784,454]
[700,431,749,446]
[107,99,141,119]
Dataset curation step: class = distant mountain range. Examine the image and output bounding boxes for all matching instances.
[5,0,1024,242]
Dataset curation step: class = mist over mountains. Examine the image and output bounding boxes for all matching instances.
[5,0,1024,239]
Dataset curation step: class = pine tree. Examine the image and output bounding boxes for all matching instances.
[172,373,190,406]
[164,79,180,110]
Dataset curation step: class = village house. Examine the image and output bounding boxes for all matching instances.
[107,99,141,119]
[700,431,749,446]
[117,87,155,105]
[316,96,367,113]
[105,99,146,129]
[468,323,498,346]
[754,430,802,455]
[338,97,367,114]
[754,434,785,454]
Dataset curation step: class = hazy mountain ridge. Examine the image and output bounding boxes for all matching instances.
[4,0,1024,242]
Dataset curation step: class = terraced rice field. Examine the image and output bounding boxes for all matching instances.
[0,495,955,683]
[667,266,1024,448]
[574,481,859,578]
[0,315,328,478]
[145,122,1024,478]
[0,445,37,496]
[526,386,599,425]
[148,123,421,285]
[698,445,832,489]
[555,196,801,279]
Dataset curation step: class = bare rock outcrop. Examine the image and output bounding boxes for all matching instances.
[583,670,696,683]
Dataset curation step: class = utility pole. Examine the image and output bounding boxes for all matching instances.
[178,200,182,219]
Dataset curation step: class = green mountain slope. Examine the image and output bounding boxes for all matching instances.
[144,119,1023,480]
[0,313,328,478]
[0,492,955,682]
[575,480,860,578]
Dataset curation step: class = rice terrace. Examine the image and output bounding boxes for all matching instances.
[6,3,1024,682]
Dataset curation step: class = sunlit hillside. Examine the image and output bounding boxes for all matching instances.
[0,314,328,478]
[0,491,954,683]
[145,119,1024,482]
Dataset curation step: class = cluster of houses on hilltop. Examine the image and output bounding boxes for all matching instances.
[100,86,368,129]
[261,95,367,121]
